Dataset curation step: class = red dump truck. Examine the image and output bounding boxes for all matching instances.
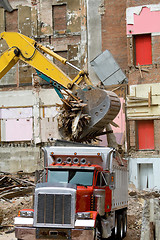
[14,143,128,240]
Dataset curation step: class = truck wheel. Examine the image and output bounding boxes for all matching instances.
[111,213,118,239]
[94,219,102,240]
[122,210,127,238]
[117,214,123,240]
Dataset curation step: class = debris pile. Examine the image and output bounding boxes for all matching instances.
[0,172,35,229]
[0,173,35,200]
[126,184,160,240]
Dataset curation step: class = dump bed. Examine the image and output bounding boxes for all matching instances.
[43,146,112,169]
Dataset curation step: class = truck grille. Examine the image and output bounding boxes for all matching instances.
[33,184,76,228]
[37,193,72,225]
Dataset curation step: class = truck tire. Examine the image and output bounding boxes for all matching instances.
[94,219,102,240]
[117,214,123,240]
[122,210,127,238]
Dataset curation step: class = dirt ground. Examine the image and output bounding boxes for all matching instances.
[124,193,143,240]
[0,187,143,240]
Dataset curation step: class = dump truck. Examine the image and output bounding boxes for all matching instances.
[0,31,120,142]
[14,142,128,240]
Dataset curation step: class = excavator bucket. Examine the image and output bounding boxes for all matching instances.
[59,88,121,142]
[0,0,13,12]
[76,88,121,141]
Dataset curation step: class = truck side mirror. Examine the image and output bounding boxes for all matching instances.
[109,172,116,190]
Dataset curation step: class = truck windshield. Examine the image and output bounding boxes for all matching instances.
[47,169,94,186]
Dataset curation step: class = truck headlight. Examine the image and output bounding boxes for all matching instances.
[76,212,92,219]
[19,209,34,218]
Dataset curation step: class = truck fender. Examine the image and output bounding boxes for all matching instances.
[75,211,98,228]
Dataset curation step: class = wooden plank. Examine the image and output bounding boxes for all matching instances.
[138,63,143,78]
[127,103,158,108]
[127,96,148,101]
[148,87,152,108]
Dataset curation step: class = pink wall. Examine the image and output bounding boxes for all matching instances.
[99,98,125,146]
[127,7,160,35]
[0,108,33,141]
[5,119,33,141]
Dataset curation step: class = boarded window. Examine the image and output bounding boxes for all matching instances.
[5,10,18,32]
[52,4,67,32]
[138,164,154,190]
[134,34,152,65]
[137,120,154,150]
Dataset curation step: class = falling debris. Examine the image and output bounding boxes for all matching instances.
[57,93,91,142]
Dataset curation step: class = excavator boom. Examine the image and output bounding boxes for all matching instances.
[0,31,120,142]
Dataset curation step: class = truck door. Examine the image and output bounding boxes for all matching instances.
[95,171,112,214]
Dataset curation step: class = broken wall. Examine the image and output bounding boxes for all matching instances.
[127,83,160,151]
[0,88,61,173]
[126,3,160,86]
[0,145,41,173]
[0,0,128,173]
[0,0,88,85]
[126,1,160,190]
[126,3,160,152]
[0,0,88,173]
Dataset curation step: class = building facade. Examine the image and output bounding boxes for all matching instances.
[1,0,160,190]
[126,1,160,190]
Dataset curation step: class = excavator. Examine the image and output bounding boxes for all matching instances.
[0,32,120,142]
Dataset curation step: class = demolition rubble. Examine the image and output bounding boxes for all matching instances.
[0,172,34,229]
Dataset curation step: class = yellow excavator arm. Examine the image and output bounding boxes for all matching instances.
[0,32,92,92]
[0,31,121,142]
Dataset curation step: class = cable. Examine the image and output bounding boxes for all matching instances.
[11,45,37,61]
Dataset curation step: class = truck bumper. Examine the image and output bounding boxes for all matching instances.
[15,226,94,240]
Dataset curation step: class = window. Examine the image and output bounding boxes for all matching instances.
[52,4,67,33]
[137,120,154,150]
[134,34,152,65]
[96,172,107,186]
[5,10,18,32]
[138,163,154,190]
[47,169,94,186]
